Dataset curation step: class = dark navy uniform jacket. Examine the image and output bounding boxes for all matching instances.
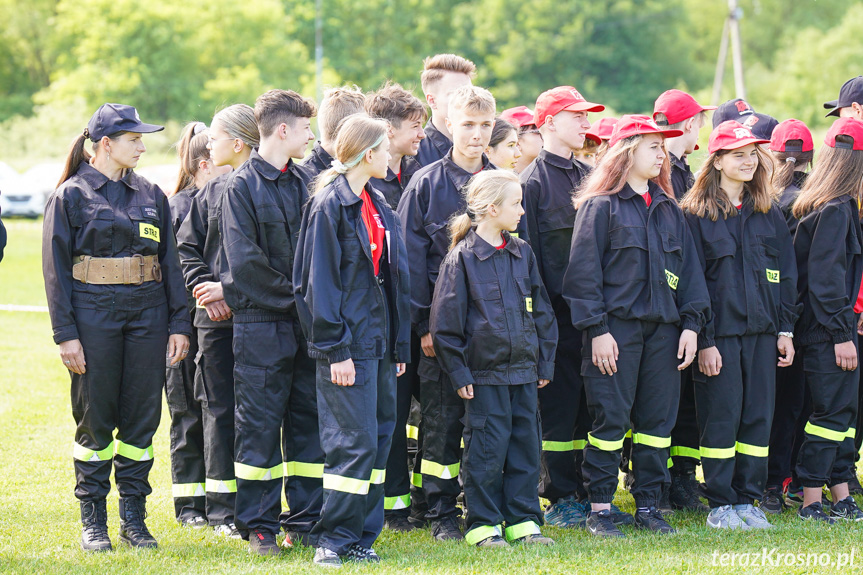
[296,142,334,187]
[396,152,495,336]
[294,175,411,364]
[669,153,694,202]
[685,201,801,349]
[564,181,710,339]
[42,161,191,344]
[794,196,863,346]
[177,174,233,329]
[431,229,558,390]
[415,121,452,167]
[168,186,198,313]
[776,171,808,237]
[370,155,422,210]
[521,149,590,331]
[219,150,306,322]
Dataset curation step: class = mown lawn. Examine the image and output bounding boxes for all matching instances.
[1,219,861,574]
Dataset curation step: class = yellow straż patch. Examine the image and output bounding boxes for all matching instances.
[766,269,779,283]
[139,223,160,242]
[665,269,679,290]
[525,297,533,313]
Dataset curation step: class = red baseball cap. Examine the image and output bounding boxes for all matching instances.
[653,89,716,125]
[586,117,618,144]
[769,119,813,152]
[533,86,604,128]
[708,120,769,154]
[500,106,536,129]
[609,114,682,147]
[824,117,863,150]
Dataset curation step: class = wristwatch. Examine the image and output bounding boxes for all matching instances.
[778,332,793,339]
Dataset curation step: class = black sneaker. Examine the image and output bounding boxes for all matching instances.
[657,485,674,515]
[848,475,863,496]
[830,497,863,522]
[586,510,625,538]
[118,496,157,549]
[476,535,510,548]
[346,544,381,562]
[669,474,709,512]
[609,503,635,526]
[634,507,676,534]
[248,529,280,556]
[759,486,786,515]
[313,547,342,568]
[385,514,418,532]
[798,502,836,524]
[80,500,112,552]
[431,516,463,541]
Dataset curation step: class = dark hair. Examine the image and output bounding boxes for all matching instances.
[57,131,126,187]
[365,82,427,128]
[254,89,317,138]
[488,118,516,148]
[770,147,813,198]
[173,122,210,196]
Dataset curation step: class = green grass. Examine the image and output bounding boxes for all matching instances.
[1,220,862,573]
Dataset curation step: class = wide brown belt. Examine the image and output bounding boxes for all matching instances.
[72,255,162,285]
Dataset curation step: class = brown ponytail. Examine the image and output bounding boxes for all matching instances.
[57,134,92,188]
[173,122,210,196]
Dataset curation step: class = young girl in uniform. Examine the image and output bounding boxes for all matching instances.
[485,118,522,171]
[563,115,710,537]
[791,117,863,523]
[680,121,800,529]
[430,169,558,548]
[294,114,412,566]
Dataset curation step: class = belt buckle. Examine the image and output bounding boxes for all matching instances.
[131,254,145,285]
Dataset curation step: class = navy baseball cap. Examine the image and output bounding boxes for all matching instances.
[86,103,164,141]
[823,76,863,118]
[712,98,755,128]
[739,112,778,141]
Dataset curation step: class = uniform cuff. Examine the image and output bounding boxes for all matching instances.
[415,319,430,337]
[538,361,555,381]
[448,366,476,391]
[831,328,855,344]
[587,323,609,339]
[53,324,80,345]
[394,343,411,364]
[325,346,353,364]
[681,317,701,334]
[697,334,715,350]
[168,319,193,337]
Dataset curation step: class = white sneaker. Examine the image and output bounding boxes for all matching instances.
[734,504,773,529]
[706,505,744,529]
[213,523,242,539]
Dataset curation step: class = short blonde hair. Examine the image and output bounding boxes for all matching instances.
[318,85,366,143]
[448,85,496,118]
[420,54,477,94]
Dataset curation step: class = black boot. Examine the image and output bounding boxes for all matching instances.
[669,472,709,511]
[80,499,112,552]
[119,496,157,548]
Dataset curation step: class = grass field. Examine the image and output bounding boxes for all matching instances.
[1,219,862,574]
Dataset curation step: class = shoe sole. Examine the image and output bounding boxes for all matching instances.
[81,542,113,552]
[586,526,625,538]
[249,546,281,556]
[119,535,157,549]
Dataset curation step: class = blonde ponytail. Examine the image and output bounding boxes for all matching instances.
[448,170,520,250]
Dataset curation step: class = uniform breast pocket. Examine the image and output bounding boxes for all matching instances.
[423,220,449,252]
[757,235,782,285]
[516,276,539,350]
[69,203,115,255]
[469,282,505,332]
[703,236,736,261]
[537,203,577,233]
[257,205,292,257]
[608,226,648,283]
[128,206,161,253]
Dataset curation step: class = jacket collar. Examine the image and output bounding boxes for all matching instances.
[442,150,493,190]
[77,161,140,192]
[425,121,453,156]
[618,180,669,203]
[311,142,333,167]
[330,173,364,207]
[249,149,294,181]
[467,228,522,261]
[538,148,576,170]
[669,152,689,173]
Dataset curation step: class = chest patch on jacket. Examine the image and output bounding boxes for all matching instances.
[766,269,780,283]
[525,297,533,313]
[143,207,159,219]
[665,269,679,290]
[139,223,160,242]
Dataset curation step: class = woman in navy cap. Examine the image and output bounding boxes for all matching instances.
[43,103,191,551]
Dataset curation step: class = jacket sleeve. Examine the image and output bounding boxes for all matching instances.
[397,179,434,336]
[774,207,802,334]
[177,191,214,291]
[430,254,474,390]
[391,216,413,364]
[675,218,710,334]
[521,175,544,273]
[684,213,714,349]
[42,192,78,344]
[564,197,610,338]
[527,247,558,380]
[808,204,856,343]
[293,207,352,363]
[220,178,293,311]
[158,190,193,336]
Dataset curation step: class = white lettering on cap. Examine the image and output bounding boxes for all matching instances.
[134,109,141,122]
[570,89,584,102]
[733,127,752,139]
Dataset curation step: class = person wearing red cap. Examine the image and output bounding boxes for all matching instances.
[652,89,716,513]
[415,54,476,167]
[760,119,816,515]
[522,86,625,530]
[563,115,709,537]
[790,117,863,523]
[501,106,543,173]
[679,121,800,530]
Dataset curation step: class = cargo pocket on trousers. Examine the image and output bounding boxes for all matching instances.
[462,412,490,472]
[234,363,268,433]
[165,363,188,413]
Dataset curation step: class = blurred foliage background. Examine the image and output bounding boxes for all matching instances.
[0,0,860,166]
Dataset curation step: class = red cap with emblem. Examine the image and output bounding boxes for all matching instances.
[609,114,682,147]
[533,86,604,128]
[708,120,769,154]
